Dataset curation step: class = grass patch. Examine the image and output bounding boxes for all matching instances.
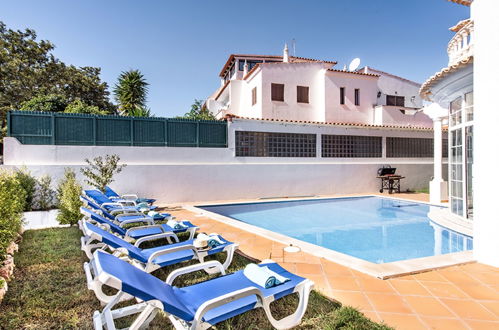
[0,227,393,329]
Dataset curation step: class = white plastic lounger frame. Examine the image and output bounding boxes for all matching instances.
[79,220,180,261]
[88,256,314,330]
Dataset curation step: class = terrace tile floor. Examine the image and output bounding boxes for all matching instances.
[162,193,499,329]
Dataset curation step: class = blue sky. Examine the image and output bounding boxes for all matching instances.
[1,0,469,117]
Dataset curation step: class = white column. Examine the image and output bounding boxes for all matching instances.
[424,103,448,204]
[429,117,447,204]
[433,118,443,183]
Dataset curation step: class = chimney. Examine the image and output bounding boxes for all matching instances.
[243,60,248,76]
[364,65,368,73]
[283,43,289,63]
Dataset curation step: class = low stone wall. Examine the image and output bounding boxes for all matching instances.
[0,240,19,303]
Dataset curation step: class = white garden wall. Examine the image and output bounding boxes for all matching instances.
[3,118,439,204]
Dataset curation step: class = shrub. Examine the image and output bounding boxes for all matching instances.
[34,175,55,211]
[56,169,82,226]
[0,170,26,262]
[80,154,126,192]
[14,167,36,211]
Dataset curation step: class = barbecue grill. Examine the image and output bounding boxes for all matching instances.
[377,166,405,194]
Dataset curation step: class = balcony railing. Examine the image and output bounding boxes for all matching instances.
[447,20,474,66]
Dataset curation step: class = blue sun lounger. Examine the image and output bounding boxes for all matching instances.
[85,250,313,329]
[79,207,198,245]
[80,195,169,221]
[84,189,157,214]
[81,221,237,273]
[104,186,156,205]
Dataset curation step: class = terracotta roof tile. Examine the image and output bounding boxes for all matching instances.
[219,54,337,77]
[214,80,230,101]
[419,56,473,100]
[327,68,379,77]
[447,0,472,6]
[358,67,420,85]
[450,18,471,32]
[224,114,434,131]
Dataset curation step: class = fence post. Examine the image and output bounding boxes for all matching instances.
[93,116,97,145]
[51,113,56,145]
[164,118,168,146]
[6,111,11,137]
[130,117,134,146]
[196,121,200,147]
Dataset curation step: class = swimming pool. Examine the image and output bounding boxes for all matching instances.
[198,196,473,264]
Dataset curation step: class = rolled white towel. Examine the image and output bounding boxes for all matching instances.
[167,219,188,230]
[197,233,224,247]
[243,263,288,289]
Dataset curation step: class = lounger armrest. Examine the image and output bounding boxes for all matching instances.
[125,224,170,237]
[192,286,264,328]
[134,231,178,247]
[121,194,139,200]
[146,244,199,267]
[115,199,137,207]
[165,260,225,285]
[119,217,154,226]
[102,202,126,208]
[114,212,143,219]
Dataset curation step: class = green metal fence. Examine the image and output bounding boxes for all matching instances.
[7,111,228,148]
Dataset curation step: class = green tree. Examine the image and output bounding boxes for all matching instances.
[56,168,82,225]
[126,106,152,117]
[0,21,114,117]
[14,167,37,211]
[113,70,149,116]
[80,154,127,192]
[20,94,68,112]
[64,99,107,115]
[180,99,216,120]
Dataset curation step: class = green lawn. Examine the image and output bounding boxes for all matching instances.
[0,227,393,329]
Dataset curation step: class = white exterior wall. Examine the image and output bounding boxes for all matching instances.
[4,119,436,204]
[365,68,423,108]
[259,63,328,122]
[240,71,263,119]
[472,0,499,267]
[374,106,433,127]
[325,72,378,124]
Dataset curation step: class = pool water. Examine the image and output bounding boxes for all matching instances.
[198,196,473,264]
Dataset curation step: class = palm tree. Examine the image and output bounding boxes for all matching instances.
[113,69,149,116]
[127,106,152,117]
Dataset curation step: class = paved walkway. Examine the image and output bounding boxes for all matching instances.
[163,194,499,329]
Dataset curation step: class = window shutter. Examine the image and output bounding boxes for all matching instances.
[297,86,309,103]
[271,83,284,101]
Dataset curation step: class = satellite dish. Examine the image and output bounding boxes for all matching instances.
[348,58,361,71]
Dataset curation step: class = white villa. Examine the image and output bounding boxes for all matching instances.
[206,50,433,128]
[422,0,498,268]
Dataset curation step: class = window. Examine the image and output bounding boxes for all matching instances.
[271,83,285,101]
[450,97,462,126]
[238,60,263,71]
[297,86,309,103]
[386,137,434,157]
[354,89,360,106]
[465,92,473,122]
[386,95,405,107]
[340,87,345,105]
[322,135,382,158]
[251,87,257,106]
[235,131,316,157]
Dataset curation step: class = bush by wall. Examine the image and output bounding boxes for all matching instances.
[56,169,82,226]
[33,175,56,211]
[14,167,36,212]
[0,169,26,262]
